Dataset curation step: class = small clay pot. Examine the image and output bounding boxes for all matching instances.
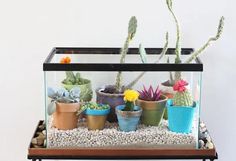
[115,105,142,132]
[53,102,80,130]
[96,87,124,122]
[136,95,168,126]
[85,107,110,130]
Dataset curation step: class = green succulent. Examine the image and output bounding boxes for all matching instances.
[62,71,90,85]
[166,0,225,84]
[115,16,137,92]
[83,102,109,110]
[77,102,109,116]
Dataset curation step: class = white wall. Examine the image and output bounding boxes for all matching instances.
[0,0,234,161]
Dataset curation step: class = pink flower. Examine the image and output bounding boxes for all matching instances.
[173,80,188,92]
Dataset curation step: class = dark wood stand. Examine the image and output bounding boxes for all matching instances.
[28,121,218,161]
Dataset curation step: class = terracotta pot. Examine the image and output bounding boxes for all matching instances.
[96,88,124,122]
[53,102,80,130]
[136,95,168,126]
[85,107,110,130]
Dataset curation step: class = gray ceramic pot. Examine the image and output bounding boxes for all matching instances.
[96,87,124,122]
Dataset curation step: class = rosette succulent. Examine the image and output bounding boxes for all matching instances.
[47,87,80,115]
[138,85,161,101]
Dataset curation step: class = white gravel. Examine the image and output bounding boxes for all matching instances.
[47,118,196,148]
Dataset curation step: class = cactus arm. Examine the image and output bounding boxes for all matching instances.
[139,44,147,63]
[167,57,175,85]
[125,72,146,89]
[185,16,225,63]
[166,0,181,64]
[174,72,181,82]
[119,36,131,64]
[158,32,169,61]
[166,0,182,82]
[115,35,132,92]
[63,71,76,84]
[125,32,169,89]
[115,16,137,92]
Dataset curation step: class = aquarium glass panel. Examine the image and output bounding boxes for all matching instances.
[44,48,202,149]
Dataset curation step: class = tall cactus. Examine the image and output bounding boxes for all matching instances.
[185,16,225,63]
[173,80,193,107]
[166,0,181,64]
[125,32,169,89]
[166,0,225,85]
[115,16,137,92]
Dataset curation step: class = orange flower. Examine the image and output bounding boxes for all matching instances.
[60,56,71,64]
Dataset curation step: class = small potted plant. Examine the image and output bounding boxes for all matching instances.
[166,80,197,133]
[136,85,168,126]
[115,89,142,132]
[161,0,224,120]
[47,87,80,130]
[78,102,110,130]
[60,56,93,102]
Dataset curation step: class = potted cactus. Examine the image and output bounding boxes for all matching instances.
[78,102,110,130]
[47,87,80,130]
[96,16,138,122]
[136,85,168,126]
[115,90,142,132]
[160,0,224,120]
[96,16,169,123]
[60,56,92,102]
[162,0,224,86]
[166,80,197,133]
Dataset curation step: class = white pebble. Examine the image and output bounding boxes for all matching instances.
[47,117,197,148]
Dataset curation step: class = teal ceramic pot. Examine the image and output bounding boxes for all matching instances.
[85,106,111,116]
[96,88,124,122]
[166,99,197,133]
[115,105,142,132]
[62,79,92,102]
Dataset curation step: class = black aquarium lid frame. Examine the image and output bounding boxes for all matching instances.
[43,47,203,72]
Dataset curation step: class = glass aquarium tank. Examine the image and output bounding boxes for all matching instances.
[44,47,203,149]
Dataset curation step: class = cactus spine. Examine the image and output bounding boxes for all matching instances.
[115,16,137,92]
[172,80,193,107]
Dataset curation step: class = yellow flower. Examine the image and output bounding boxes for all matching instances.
[124,89,139,102]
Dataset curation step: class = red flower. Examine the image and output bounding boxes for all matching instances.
[173,80,188,92]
